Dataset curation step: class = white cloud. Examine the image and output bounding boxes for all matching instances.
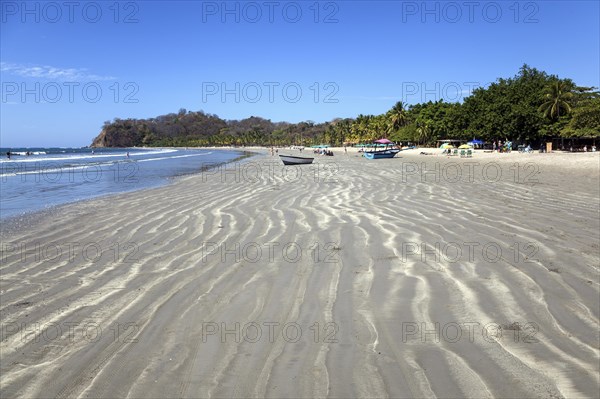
[0,62,116,81]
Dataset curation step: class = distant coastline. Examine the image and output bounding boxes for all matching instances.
[90,65,599,152]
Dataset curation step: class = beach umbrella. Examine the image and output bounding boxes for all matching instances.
[468,139,484,145]
[440,143,454,149]
[458,144,472,149]
[375,138,393,144]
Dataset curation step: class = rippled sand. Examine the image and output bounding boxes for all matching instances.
[1,150,598,398]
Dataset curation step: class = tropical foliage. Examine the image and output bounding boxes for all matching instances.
[562,98,600,137]
[538,81,574,120]
[92,65,599,148]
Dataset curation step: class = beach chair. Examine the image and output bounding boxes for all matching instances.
[467,149,472,157]
[460,149,466,158]
[452,149,458,156]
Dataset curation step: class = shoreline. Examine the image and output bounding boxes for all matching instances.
[1,145,598,398]
[0,148,261,229]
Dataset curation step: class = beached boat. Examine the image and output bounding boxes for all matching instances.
[363,139,400,159]
[279,154,315,165]
[364,149,400,159]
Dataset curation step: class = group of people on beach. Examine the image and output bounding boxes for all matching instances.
[492,140,512,152]
[314,148,334,156]
[565,145,597,152]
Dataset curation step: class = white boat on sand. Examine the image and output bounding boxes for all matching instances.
[279,154,314,165]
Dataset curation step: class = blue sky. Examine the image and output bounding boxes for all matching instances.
[1,0,599,147]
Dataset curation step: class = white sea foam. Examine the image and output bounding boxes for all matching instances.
[0,149,176,164]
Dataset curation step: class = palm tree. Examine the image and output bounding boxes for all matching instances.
[353,114,371,143]
[416,121,432,145]
[337,119,351,145]
[387,101,408,135]
[538,81,573,120]
[372,115,387,140]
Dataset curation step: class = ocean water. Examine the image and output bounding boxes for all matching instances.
[0,147,251,219]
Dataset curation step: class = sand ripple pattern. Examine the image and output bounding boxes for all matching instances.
[1,152,598,398]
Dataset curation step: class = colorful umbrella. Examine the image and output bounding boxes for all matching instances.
[375,139,393,144]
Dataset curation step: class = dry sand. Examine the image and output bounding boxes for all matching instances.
[1,148,599,398]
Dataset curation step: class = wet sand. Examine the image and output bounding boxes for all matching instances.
[1,149,599,398]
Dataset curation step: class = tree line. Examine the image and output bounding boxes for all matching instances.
[91,65,599,148]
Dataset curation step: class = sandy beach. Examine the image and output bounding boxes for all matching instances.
[1,148,598,398]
